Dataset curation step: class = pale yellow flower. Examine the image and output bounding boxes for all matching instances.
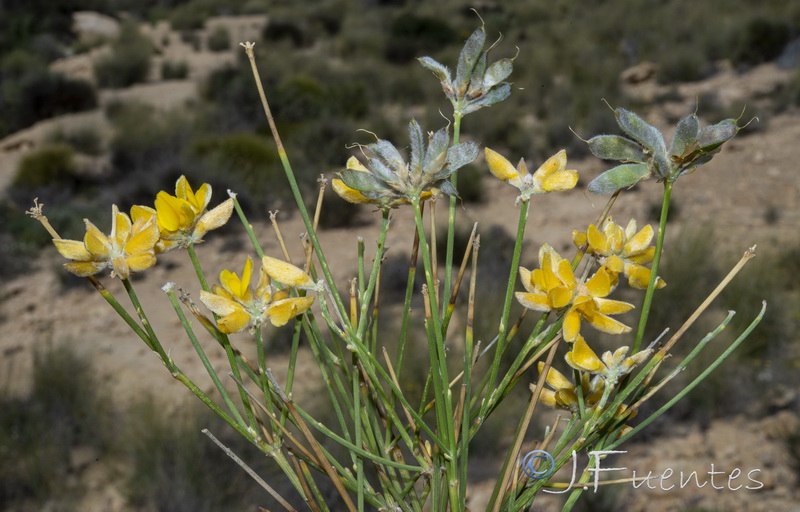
[133,175,233,253]
[485,148,578,202]
[200,256,315,334]
[573,218,665,289]
[563,267,634,342]
[53,205,159,280]
[516,244,634,342]
[565,335,652,381]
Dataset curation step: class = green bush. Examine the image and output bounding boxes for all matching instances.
[46,125,104,156]
[731,17,791,66]
[13,144,80,190]
[0,343,111,509]
[161,59,190,79]
[385,12,455,64]
[93,22,153,88]
[207,25,231,51]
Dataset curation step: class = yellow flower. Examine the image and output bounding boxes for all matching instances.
[332,157,379,205]
[516,243,577,312]
[563,267,634,342]
[565,335,652,381]
[516,244,634,342]
[537,361,604,411]
[200,256,315,334]
[134,175,233,253]
[485,148,578,202]
[573,218,666,289]
[53,205,158,279]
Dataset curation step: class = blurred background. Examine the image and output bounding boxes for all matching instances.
[1,1,799,510]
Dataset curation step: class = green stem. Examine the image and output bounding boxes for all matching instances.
[121,278,169,363]
[230,192,265,258]
[441,112,463,319]
[187,243,210,292]
[633,180,672,352]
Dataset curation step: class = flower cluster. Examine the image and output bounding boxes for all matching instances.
[573,217,665,289]
[53,204,159,280]
[200,256,315,334]
[333,120,478,208]
[418,24,514,117]
[515,243,634,342]
[587,107,741,194]
[52,176,233,280]
[485,148,578,203]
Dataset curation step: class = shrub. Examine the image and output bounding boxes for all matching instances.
[46,125,104,156]
[13,144,80,190]
[161,59,190,79]
[731,17,791,66]
[0,343,111,508]
[93,22,153,88]
[206,25,231,52]
[385,12,455,64]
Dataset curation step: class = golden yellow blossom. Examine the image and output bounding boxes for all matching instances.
[516,244,634,342]
[134,175,233,253]
[563,267,634,342]
[537,361,604,411]
[200,256,315,334]
[485,148,578,202]
[53,204,158,280]
[565,335,652,381]
[573,218,665,289]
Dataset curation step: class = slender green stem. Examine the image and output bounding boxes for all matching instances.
[441,112,463,319]
[122,278,169,363]
[480,200,529,417]
[633,180,672,352]
[230,192,265,258]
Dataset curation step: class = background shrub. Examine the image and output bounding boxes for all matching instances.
[161,59,190,79]
[93,22,153,88]
[206,25,231,52]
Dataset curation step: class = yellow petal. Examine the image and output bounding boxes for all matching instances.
[515,291,553,312]
[572,230,587,247]
[175,175,190,200]
[125,220,159,255]
[485,148,519,182]
[218,310,252,334]
[155,192,181,232]
[84,220,111,258]
[585,313,631,336]
[112,206,132,247]
[241,257,253,297]
[628,246,656,265]
[563,309,582,342]
[585,269,612,298]
[533,150,566,178]
[625,264,665,289]
[267,296,314,327]
[595,297,635,315]
[587,224,607,254]
[194,199,233,238]
[605,255,625,274]
[565,335,604,373]
[125,252,156,272]
[53,239,92,261]
[64,261,105,276]
[541,170,578,192]
[131,205,156,224]
[518,267,535,293]
[538,362,572,391]
[262,255,315,288]
[346,156,370,173]
[625,224,654,254]
[539,389,557,408]
[555,259,576,289]
[548,286,573,309]
[200,291,243,317]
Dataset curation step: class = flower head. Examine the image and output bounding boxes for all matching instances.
[565,335,652,382]
[418,24,515,116]
[516,244,634,342]
[586,107,742,194]
[573,218,666,289]
[53,205,158,280]
[537,361,604,411]
[563,267,634,342]
[200,256,315,334]
[334,120,478,209]
[134,175,233,252]
[485,148,578,203]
